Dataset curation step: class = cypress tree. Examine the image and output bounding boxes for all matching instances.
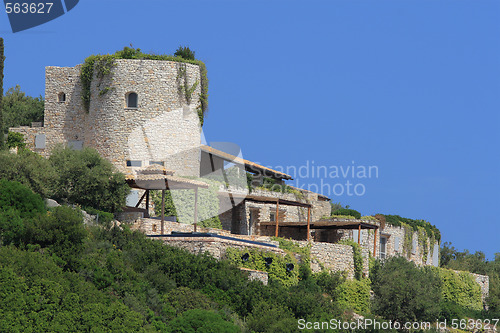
[0,38,4,148]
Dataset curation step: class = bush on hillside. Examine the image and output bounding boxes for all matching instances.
[0,179,45,218]
[332,208,361,219]
[49,146,129,212]
[372,256,442,323]
[0,150,56,198]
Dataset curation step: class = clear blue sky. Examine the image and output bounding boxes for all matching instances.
[1,0,499,259]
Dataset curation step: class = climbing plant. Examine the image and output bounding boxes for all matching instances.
[401,222,413,259]
[6,132,26,150]
[339,240,363,280]
[176,63,199,106]
[418,226,429,263]
[80,54,116,111]
[437,268,483,311]
[79,47,209,125]
[225,247,299,287]
[380,214,441,243]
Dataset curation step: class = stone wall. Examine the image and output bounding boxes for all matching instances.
[333,221,439,267]
[240,268,269,285]
[158,235,285,260]
[469,272,490,306]
[11,59,202,177]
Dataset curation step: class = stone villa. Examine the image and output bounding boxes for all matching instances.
[10,57,489,301]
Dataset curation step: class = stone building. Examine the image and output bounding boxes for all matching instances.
[10,58,331,234]
[11,59,203,177]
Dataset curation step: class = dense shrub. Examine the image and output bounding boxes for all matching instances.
[332,208,361,219]
[174,45,196,60]
[0,179,45,218]
[372,256,442,323]
[23,206,87,270]
[166,309,239,333]
[440,242,500,315]
[0,247,145,332]
[0,150,56,198]
[336,278,371,314]
[49,146,129,212]
[0,208,24,246]
[162,287,214,320]
[83,206,114,227]
[437,268,483,312]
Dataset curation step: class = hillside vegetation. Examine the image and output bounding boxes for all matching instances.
[0,146,499,332]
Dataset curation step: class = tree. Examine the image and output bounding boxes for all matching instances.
[0,38,4,148]
[49,146,129,212]
[165,309,239,333]
[23,205,87,270]
[0,179,45,219]
[372,256,442,323]
[1,85,44,133]
[0,150,57,198]
[174,46,196,60]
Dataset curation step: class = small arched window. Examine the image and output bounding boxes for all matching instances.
[58,92,66,102]
[126,92,138,108]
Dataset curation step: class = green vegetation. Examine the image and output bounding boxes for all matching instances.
[0,149,57,198]
[440,242,500,316]
[437,268,482,312]
[340,240,364,280]
[371,256,442,323]
[332,208,361,219]
[174,45,196,60]
[324,214,356,220]
[1,85,44,134]
[0,146,129,213]
[225,248,299,287]
[80,46,209,126]
[49,146,129,213]
[6,131,26,150]
[0,180,350,331]
[0,179,496,331]
[0,38,4,148]
[336,278,371,314]
[381,214,441,243]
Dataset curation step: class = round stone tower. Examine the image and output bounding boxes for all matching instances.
[84,59,203,176]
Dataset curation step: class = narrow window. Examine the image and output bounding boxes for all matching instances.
[58,92,66,102]
[270,212,276,222]
[126,92,138,108]
[152,224,157,233]
[126,160,142,167]
[380,236,387,260]
[150,161,165,166]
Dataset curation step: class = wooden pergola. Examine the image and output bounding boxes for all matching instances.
[259,219,380,256]
[228,194,313,240]
[126,168,209,234]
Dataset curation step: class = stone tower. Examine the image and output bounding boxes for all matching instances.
[12,59,203,177]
